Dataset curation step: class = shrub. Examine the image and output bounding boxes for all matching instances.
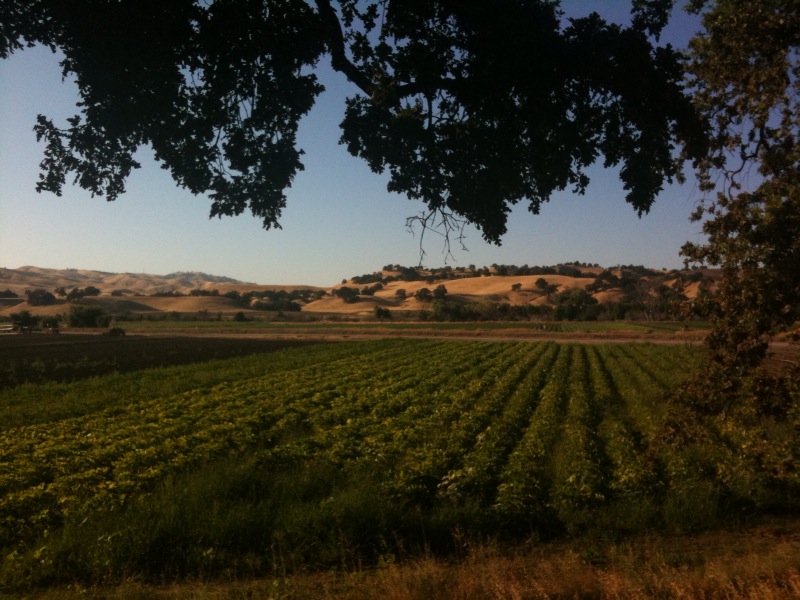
[68,305,110,327]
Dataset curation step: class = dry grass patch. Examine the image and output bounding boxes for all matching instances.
[20,522,800,600]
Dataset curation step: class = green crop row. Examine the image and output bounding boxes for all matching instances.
[1,339,796,588]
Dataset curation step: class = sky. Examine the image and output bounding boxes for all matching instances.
[0,2,706,287]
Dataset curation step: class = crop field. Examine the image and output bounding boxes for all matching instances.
[0,334,325,388]
[0,338,797,593]
[121,319,711,334]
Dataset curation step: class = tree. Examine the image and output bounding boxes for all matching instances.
[373,305,391,319]
[66,287,85,302]
[681,0,799,376]
[552,288,599,321]
[67,304,110,327]
[25,288,56,306]
[333,286,360,303]
[414,287,433,302]
[2,0,705,245]
[0,289,19,298]
[10,310,39,332]
[535,277,559,296]
[432,284,448,300]
[41,315,60,330]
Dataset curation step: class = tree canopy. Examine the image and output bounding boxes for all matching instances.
[681,0,800,372]
[1,0,706,243]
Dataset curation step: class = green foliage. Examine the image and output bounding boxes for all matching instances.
[9,310,38,331]
[67,304,110,328]
[0,289,18,299]
[3,0,705,242]
[2,339,793,590]
[552,288,600,321]
[414,287,433,302]
[675,0,800,443]
[24,289,55,306]
[373,305,391,320]
[682,0,800,373]
[334,286,360,304]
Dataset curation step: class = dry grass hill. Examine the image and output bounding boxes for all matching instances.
[0,264,718,320]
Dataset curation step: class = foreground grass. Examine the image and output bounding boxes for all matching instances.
[16,521,800,599]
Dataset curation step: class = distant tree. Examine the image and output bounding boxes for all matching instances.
[649,283,687,321]
[0,289,19,298]
[552,288,599,321]
[535,278,559,296]
[25,289,56,306]
[83,286,101,296]
[414,287,433,303]
[373,305,391,320]
[10,310,39,332]
[511,283,522,292]
[587,269,621,292]
[67,304,110,327]
[110,289,125,297]
[433,284,448,300]
[556,265,582,278]
[360,283,384,296]
[334,286,360,304]
[397,267,421,282]
[395,289,407,301]
[53,287,67,298]
[232,311,248,322]
[66,287,85,302]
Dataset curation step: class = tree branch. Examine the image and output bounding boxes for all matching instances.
[314,0,375,96]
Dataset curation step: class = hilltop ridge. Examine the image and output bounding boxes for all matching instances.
[0,263,718,322]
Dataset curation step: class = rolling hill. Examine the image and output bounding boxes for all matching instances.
[0,264,718,320]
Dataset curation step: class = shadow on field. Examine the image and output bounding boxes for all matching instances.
[0,334,326,388]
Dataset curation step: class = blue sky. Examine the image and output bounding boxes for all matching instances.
[0,2,705,287]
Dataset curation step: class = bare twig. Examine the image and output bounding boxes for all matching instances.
[405,206,468,266]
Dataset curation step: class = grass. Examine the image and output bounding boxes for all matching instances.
[13,521,800,599]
